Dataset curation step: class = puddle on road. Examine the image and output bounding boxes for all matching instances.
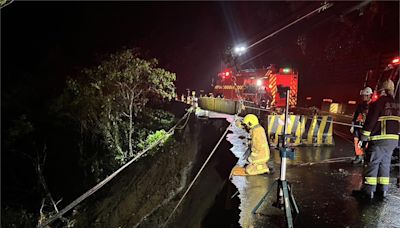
[219,112,400,228]
[225,116,285,227]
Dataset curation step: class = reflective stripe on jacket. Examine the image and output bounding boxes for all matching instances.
[360,95,400,141]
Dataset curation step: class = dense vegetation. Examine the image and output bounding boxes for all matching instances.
[2,49,176,226]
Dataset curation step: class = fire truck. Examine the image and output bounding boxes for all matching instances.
[213,65,298,107]
[370,56,400,102]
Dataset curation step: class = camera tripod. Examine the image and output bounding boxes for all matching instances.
[252,89,299,228]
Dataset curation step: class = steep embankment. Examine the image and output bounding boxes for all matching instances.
[73,104,237,227]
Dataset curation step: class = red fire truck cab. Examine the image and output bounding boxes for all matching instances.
[213,65,298,107]
[370,56,400,102]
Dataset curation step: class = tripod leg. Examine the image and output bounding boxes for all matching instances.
[272,180,284,209]
[252,180,278,214]
[282,181,294,228]
[288,183,300,215]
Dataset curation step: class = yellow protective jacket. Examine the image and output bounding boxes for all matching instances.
[248,124,270,164]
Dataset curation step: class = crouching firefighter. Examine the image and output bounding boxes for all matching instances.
[352,79,400,199]
[231,114,271,176]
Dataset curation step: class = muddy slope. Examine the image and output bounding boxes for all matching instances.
[73,113,236,227]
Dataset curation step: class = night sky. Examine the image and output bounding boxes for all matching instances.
[2,1,399,103]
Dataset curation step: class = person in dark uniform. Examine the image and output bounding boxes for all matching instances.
[350,87,372,164]
[352,79,400,199]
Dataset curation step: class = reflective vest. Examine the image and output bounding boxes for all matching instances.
[352,101,369,125]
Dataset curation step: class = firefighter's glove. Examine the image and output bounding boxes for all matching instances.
[235,119,244,129]
[358,140,367,149]
[350,122,355,134]
[357,141,362,149]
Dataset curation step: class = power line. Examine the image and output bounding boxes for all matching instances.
[240,48,274,66]
[247,3,333,50]
[240,1,371,65]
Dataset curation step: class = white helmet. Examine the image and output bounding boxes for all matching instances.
[360,87,373,96]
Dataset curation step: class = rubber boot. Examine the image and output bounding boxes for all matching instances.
[375,190,389,200]
[245,163,269,175]
[352,155,364,165]
[352,190,374,200]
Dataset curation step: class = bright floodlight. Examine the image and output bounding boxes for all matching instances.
[234,46,247,55]
[256,79,263,86]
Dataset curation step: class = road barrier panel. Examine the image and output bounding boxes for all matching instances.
[198,97,216,112]
[199,97,239,114]
[214,98,237,114]
[302,115,334,146]
[267,114,334,147]
[198,97,334,146]
[267,114,303,146]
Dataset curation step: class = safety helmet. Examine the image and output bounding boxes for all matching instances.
[378,79,395,92]
[360,87,373,96]
[243,114,259,128]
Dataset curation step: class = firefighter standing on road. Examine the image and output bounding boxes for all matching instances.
[350,87,373,164]
[232,114,270,176]
[352,79,400,199]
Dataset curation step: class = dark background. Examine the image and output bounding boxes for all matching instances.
[3,1,398,104]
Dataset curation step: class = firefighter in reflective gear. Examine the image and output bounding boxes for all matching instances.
[242,114,271,175]
[350,87,372,164]
[352,79,400,199]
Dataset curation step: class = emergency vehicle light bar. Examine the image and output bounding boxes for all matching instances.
[219,69,232,79]
[279,68,292,74]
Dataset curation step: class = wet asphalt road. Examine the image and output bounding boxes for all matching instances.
[171,111,399,228]
[227,121,400,228]
[193,111,400,228]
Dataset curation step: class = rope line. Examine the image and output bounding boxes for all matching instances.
[39,109,192,228]
[302,115,362,128]
[333,120,361,128]
[162,124,232,227]
[297,156,354,166]
[162,75,242,226]
[243,105,274,112]
[175,109,192,130]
